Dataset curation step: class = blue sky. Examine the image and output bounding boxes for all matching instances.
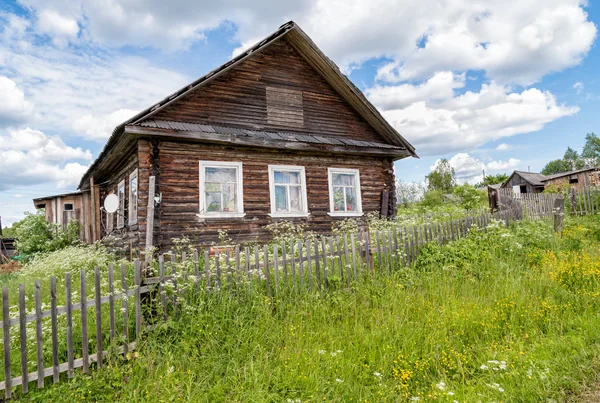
[0,0,598,226]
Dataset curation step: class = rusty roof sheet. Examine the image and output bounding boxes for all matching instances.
[138,119,404,150]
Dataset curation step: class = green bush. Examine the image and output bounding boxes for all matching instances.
[12,211,81,257]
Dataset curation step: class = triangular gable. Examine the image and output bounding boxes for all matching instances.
[79,21,416,189]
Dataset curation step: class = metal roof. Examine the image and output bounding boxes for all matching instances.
[512,171,547,187]
[138,119,404,150]
[542,167,599,181]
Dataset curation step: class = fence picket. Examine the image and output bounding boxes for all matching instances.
[65,273,74,379]
[3,287,11,399]
[134,260,142,341]
[108,264,115,341]
[264,245,271,298]
[94,267,103,369]
[120,264,129,357]
[19,284,28,393]
[80,270,89,374]
[34,280,43,388]
[321,238,329,290]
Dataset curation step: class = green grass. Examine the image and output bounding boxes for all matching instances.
[11,217,600,402]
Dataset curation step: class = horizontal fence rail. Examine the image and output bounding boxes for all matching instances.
[0,206,527,397]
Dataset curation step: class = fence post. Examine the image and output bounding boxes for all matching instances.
[554,197,565,236]
[3,286,11,399]
[570,187,577,214]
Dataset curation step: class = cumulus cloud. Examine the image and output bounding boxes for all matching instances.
[373,76,579,156]
[0,18,189,139]
[430,152,522,183]
[73,108,138,141]
[0,76,33,125]
[573,81,584,94]
[37,9,79,46]
[496,143,513,151]
[12,0,596,86]
[0,128,92,190]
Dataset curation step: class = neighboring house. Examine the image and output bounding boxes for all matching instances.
[33,191,90,240]
[501,171,546,194]
[542,167,600,190]
[33,21,417,253]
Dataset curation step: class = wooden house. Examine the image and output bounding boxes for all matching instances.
[541,167,600,190]
[501,171,546,194]
[33,191,90,240]
[35,21,417,254]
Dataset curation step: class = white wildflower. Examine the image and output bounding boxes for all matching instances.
[436,381,446,391]
[318,350,326,355]
[480,364,488,370]
[335,378,343,383]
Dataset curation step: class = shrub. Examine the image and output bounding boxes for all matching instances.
[12,211,81,257]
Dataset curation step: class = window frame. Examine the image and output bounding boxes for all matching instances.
[63,203,74,212]
[117,179,125,228]
[128,169,138,225]
[198,161,245,219]
[327,167,363,217]
[268,165,309,218]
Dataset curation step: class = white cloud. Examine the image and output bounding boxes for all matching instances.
[431,152,521,183]
[73,108,138,141]
[37,9,79,46]
[0,76,33,125]
[0,128,91,190]
[374,78,578,156]
[0,18,189,140]
[496,143,513,151]
[573,81,584,94]
[12,0,596,86]
[366,71,465,110]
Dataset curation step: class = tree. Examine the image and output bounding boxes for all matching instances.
[396,180,425,207]
[563,147,585,170]
[426,159,456,193]
[541,159,572,175]
[582,132,600,167]
[453,184,485,210]
[476,173,509,187]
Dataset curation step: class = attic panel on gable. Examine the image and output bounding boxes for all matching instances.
[150,38,388,144]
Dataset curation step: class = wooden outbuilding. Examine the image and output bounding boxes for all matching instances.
[35,21,417,254]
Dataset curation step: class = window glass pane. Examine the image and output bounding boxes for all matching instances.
[333,187,345,211]
[275,185,287,212]
[345,187,357,212]
[274,170,300,184]
[205,192,221,212]
[222,183,237,212]
[289,185,302,211]
[333,173,355,186]
[206,167,237,183]
[205,183,220,192]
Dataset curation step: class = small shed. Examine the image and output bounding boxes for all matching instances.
[501,171,545,194]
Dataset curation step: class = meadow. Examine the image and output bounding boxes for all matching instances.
[2,214,597,402]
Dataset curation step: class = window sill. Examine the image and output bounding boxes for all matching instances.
[327,212,364,217]
[268,212,311,219]
[196,213,246,220]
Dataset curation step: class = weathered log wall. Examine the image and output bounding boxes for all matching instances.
[152,38,386,143]
[150,140,395,250]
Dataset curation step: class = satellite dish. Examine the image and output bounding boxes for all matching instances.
[104,194,119,214]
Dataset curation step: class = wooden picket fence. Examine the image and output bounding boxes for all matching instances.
[495,186,600,217]
[0,206,525,398]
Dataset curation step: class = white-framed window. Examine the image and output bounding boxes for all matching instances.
[117,179,125,228]
[268,165,309,218]
[198,161,245,218]
[129,169,138,224]
[327,168,363,217]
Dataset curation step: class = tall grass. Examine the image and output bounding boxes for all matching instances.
[13,217,600,402]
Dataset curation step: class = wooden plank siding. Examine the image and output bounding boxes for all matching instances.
[151,38,387,144]
[98,149,140,257]
[147,140,394,250]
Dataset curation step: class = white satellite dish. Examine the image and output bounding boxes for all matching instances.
[104,194,119,214]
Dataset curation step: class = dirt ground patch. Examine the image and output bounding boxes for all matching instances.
[0,260,22,274]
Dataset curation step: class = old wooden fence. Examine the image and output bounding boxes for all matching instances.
[1,206,527,398]
[495,186,599,217]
